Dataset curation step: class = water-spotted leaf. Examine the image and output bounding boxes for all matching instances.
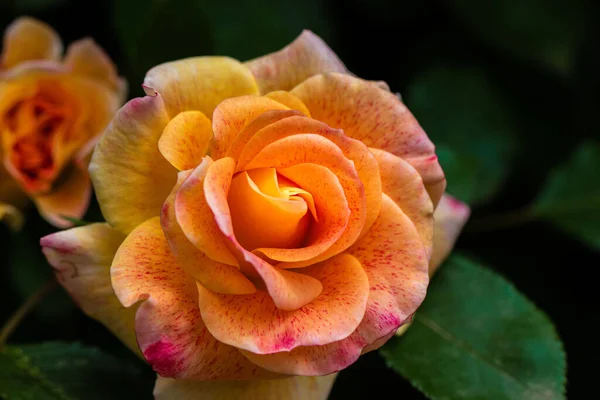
[532,142,600,250]
[0,342,151,400]
[407,67,517,205]
[380,255,566,400]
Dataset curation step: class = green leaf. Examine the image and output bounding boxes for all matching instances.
[380,255,566,400]
[449,0,589,76]
[532,142,600,250]
[407,67,517,205]
[0,342,151,400]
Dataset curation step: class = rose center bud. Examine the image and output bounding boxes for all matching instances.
[228,167,317,251]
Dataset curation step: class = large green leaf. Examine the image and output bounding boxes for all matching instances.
[449,0,589,76]
[407,67,517,205]
[380,255,566,400]
[0,342,151,400]
[532,142,600,250]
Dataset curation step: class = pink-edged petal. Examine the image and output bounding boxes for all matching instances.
[154,373,337,400]
[158,111,213,170]
[211,95,288,159]
[430,193,470,275]
[370,147,434,256]
[245,30,347,93]
[198,253,369,355]
[110,217,272,380]
[178,157,323,310]
[90,94,176,234]
[243,194,429,375]
[2,17,62,69]
[291,72,446,206]
[40,223,139,355]
[161,169,256,294]
[143,57,259,119]
[33,163,91,228]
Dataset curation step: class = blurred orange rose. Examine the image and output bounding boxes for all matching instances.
[0,17,124,228]
[42,31,468,399]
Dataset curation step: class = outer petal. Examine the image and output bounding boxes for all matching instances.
[178,157,323,310]
[40,223,139,355]
[370,147,434,256]
[90,94,176,234]
[111,217,271,380]
[245,30,347,93]
[0,202,24,231]
[161,168,256,294]
[291,73,446,205]
[1,17,62,69]
[211,96,288,159]
[64,38,125,99]
[197,253,369,355]
[143,57,259,119]
[33,163,91,228]
[154,374,337,400]
[243,195,429,375]
[158,111,213,170]
[429,194,470,275]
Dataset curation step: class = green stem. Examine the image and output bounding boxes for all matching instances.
[0,279,58,349]
[465,208,534,233]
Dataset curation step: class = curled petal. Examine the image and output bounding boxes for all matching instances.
[144,57,259,119]
[90,94,176,234]
[33,163,91,228]
[2,17,62,68]
[245,30,347,93]
[161,169,256,294]
[244,195,428,375]
[111,217,271,380]
[198,253,369,355]
[40,223,139,355]
[154,374,337,400]
[64,38,126,99]
[430,194,470,275]
[158,111,213,170]
[291,73,445,205]
[370,147,434,256]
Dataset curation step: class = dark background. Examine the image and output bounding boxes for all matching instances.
[0,0,597,398]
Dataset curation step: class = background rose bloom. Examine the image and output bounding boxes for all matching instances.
[42,32,468,399]
[0,17,125,228]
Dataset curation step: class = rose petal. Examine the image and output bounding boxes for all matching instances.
[265,91,311,116]
[242,133,368,268]
[198,253,369,355]
[291,73,446,205]
[0,202,24,231]
[33,163,91,228]
[430,193,470,275]
[111,217,271,380]
[40,223,139,355]
[243,194,428,375]
[161,169,256,294]
[179,157,323,310]
[64,38,125,99]
[211,95,288,159]
[158,111,213,170]
[370,147,434,256]
[245,30,347,93]
[154,373,337,400]
[144,57,259,119]
[90,94,176,234]
[2,17,62,69]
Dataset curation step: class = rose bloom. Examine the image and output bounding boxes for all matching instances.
[42,31,469,399]
[0,17,124,228]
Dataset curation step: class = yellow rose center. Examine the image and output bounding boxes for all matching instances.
[228,167,318,251]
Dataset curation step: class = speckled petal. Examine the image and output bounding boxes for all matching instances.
[158,111,213,170]
[430,194,470,275]
[265,91,311,116]
[110,217,271,380]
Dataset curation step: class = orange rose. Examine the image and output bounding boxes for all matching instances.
[0,17,124,227]
[42,31,468,399]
